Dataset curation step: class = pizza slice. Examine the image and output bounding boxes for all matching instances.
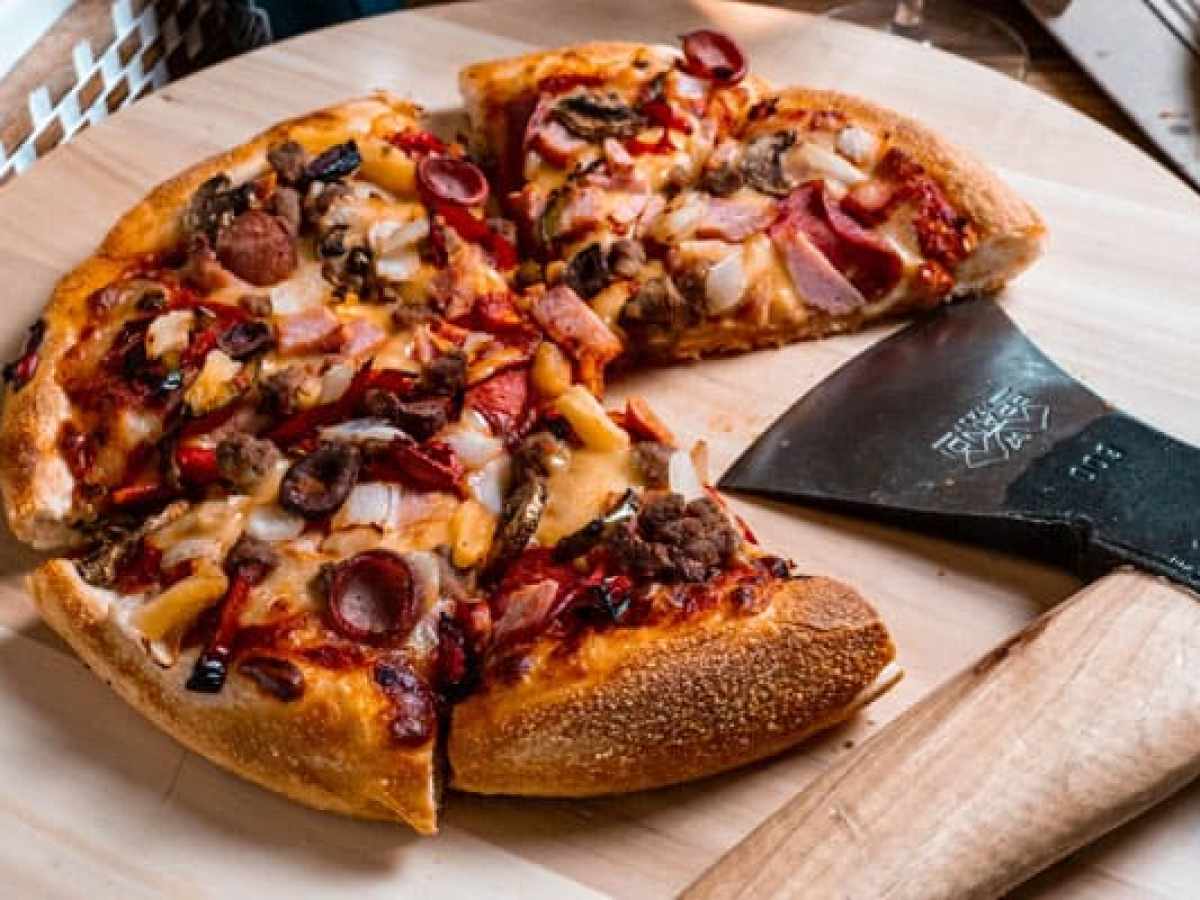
[462,41,1044,373]
[2,94,897,836]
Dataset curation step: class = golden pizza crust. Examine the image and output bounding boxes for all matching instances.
[0,93,422,549]
[31,558,441,833]
[449,576,897,796]
[762,87,1046,293]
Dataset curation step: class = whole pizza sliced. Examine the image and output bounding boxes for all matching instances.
[462,36,1045,372]
[0,90,897,834]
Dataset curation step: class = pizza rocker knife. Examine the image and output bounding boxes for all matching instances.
[686,297,1200,899]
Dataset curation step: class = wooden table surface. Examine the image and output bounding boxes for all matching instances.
[0,1,1198,897]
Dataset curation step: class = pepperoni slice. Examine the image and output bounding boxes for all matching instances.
[327,550,418,642]
[417,156,489,206]
[680,30,747,85]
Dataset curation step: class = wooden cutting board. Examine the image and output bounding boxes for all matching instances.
[1,1,1197,896]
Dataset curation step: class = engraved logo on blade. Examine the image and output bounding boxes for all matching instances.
[931,387,1050,469]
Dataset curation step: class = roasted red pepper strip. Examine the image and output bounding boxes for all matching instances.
[368,439,465,495]
[435,201,519,270]
[186,571,253,693]
[175,444,221,485]
[389,128,447,155]
[113,540,164,594]
[641,100,693,135]
[110,481,171,508]
[465,367,529,437]
[178,401,239,439]
[264,363,376,446]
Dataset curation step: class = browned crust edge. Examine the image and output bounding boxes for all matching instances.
[31,558,441,833]
[765,86,1047,292]
[0,93,422,549]
[448,576,897,796]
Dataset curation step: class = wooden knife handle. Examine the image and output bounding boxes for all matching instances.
[683,570,1200,900]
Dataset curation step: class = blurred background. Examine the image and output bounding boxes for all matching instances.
[0,0,1193,189]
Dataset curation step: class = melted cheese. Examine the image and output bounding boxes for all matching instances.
[536,446,635,545]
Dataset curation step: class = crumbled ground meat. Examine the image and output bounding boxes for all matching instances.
[420,351,466,398]
[239,293,273,318]
[272,187,302,236]
[258,366,308,416]
[363,390,450,441]
[632,441,671,488]
[606,493,740,582]
[225,534,279,581]
[216,433,281,491]
[267,140,309,186]
[619,276,700,335]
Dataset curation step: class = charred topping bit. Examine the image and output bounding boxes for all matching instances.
[512,431,569,482]
[304,140,362,183]
[363,391,450,442]
[417,155,489,206]
[680,29,748,85]
[563,242,609,299]
[74,501,187,588]
[317,225,348,258]
[700,163,744,197]
[216,210,298,287]
[216,320,274,360]
[304,180,352,226]
[434,613,475,700]
[632,441,672,488]
[267,140,309,186]
[489,478,547,571]
[2,319,46,391]
[373,657,436,747]
[515,259,545,289]
[326,550,418,642]
[238,656,305,702]
[215,433,281,492]
[741,130,796,197]
[607,239,645,279]
[278,442,362,518]
[553,488,639,562]
[606,493,741,582]
[184,174,254,243]
[619,275,700,335]
[553,91,644,141]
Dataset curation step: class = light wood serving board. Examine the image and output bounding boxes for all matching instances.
[0,1,1198,896]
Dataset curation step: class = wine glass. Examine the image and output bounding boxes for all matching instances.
[825,0,1031,81]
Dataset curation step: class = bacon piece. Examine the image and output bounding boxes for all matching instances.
[532,119,587,168]
[529,284,623,392]
[339,317,387,356]
[465,366,529,437]
[696,195,778,242]
[769,215,865,316]
[603,137,634,173]
[555,188,604,238]
[774,181,902,302]
[491,578,559,648]
[842,178,898,226]
[276,307,341,355]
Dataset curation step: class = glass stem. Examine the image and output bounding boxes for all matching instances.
[892,0,925,29]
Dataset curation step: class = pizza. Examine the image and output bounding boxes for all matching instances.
[462,36,1044,371]
[0,31,1044,836]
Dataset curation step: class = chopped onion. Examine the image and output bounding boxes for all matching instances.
[319,417,409,444]
[787,142,868,189]
[332,481,404,530]
[375,248,421,283]
[160,537,223,570]
[836,125,879,166]
[468,455,512,515]
[462,331,493,356]
[443,426,504,471]
[318,361,355,404]
[270,262,327,315]
[705,248,748,315]
[368,216,429,255]
[246,504,306,542]
[668,449,706,502]
[670,69,709,101]
[145,310,193,358]
[403,550,441,613]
